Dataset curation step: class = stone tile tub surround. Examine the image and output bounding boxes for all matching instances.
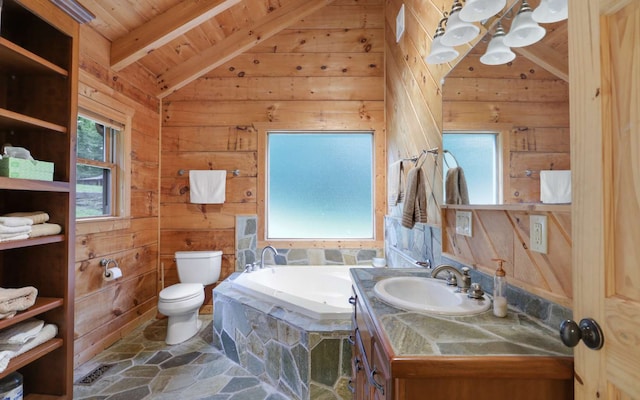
[213,278,353,400]
[351,267,573,358]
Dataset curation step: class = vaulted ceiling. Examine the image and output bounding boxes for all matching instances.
[77,0,568,98]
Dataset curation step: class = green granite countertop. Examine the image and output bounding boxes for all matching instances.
[350,267,573,358]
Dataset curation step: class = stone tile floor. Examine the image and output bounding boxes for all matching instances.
[73,315,291,400]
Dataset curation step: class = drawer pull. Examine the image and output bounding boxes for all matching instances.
[348,296,356,305]
[347,334,355,345]
[369,367,385,395]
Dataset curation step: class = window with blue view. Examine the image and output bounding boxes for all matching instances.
[267,132,374,240]
[443,132,499,204]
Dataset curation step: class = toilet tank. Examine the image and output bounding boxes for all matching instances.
[175,250,222,285]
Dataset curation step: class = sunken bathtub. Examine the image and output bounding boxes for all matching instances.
[212,265,368,400]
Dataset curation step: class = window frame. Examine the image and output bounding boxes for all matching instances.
[76,92,133,229]
[257,122,385,249]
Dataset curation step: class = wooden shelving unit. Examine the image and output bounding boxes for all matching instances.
[0,0,77,397]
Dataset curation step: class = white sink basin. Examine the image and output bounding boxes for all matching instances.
[373,277,491,316]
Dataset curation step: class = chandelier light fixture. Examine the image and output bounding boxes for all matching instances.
[459,0,507,23]
[532,0,568,23]
[440,0,481,47]
[425,17,460,65]
[504,0,546,47]
[480,22,515,65]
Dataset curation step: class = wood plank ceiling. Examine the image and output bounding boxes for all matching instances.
[78,0,568,97]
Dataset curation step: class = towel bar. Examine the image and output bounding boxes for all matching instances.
[178,169,240,176]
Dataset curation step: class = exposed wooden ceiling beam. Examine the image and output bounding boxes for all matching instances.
[515,43,569,82]
[156,0,336,98]
[110,0,241,71]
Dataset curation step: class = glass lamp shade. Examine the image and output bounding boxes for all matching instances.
[504,7,546,47]
[459,0,507,22]
[532,0,568,23]
[426,34,460,64]
[480,27,515,65]
[440,10,480,47]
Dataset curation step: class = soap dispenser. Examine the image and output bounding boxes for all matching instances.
[492,258,508,317]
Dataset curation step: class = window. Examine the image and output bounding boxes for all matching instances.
[75,97,131,220]
[266,131,374,240]
[443,132,499,204]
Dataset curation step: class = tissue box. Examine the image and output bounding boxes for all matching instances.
[0,157,54,181]
[540,170,571,204]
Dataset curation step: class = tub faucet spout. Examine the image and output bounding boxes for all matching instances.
[260,245,278,269]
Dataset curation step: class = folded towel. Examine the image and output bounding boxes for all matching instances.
[0,323,57,372]
[0,233,29,243]
[189,170,226,204]
[2,211,50,225]
[445,167,470,205]
[29,223,62,238]
[401,167,428,228]
[0,287,38,319]
[0,224,31,235]
[388,160,405,206]
[0,318,44,345]
[0,217,33,227]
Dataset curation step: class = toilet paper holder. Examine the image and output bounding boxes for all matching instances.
[100,258,120,279]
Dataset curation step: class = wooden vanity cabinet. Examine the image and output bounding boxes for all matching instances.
[0,0,77,397]
[350,284,574,400]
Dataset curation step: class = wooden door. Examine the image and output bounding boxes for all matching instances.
[570,0,640,398]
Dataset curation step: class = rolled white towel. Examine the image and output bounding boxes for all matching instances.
[0,217,33,227]
[0,224,31,235]
[0,318,44,345]
[0,323,58,373]
[0,233,29,243]
[2,212,49,225]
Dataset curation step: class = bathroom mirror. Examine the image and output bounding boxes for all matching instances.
[441,0,569,205]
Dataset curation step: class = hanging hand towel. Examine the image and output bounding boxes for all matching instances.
[401,167,428,228]
[189,170,227,204]
[445,167,470,205]
[388,160,405,206]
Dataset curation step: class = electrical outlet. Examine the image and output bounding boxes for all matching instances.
[530,215,548,253]
[456,211,473,237]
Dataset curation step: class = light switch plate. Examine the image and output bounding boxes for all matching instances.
[396,4,405,43]
[530,215,548,253]
[455,211,472,237]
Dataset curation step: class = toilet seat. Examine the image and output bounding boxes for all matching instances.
[159,283,203,303]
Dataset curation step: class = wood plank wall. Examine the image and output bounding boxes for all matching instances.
[74,25,160,367]
[160,0,385,302]
[443,54,570,203]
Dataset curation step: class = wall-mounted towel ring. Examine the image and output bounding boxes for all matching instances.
[443,149,460,169]
[178,169,240,176]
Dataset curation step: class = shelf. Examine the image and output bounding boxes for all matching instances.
[0,108,67,133]
[0,298,64,330]
[0,338,64,380]
[0,235,65,251]
[441,203,571,212]
[0,37,68,77]
[0,177,70,192]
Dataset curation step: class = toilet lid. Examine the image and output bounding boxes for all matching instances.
[159,283,203,302]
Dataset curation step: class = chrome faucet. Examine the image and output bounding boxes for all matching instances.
[430,264,472,293]
[259,245,278,269]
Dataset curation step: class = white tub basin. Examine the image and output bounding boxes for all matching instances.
[373,276,491,315]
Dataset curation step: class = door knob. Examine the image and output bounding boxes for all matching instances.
[559,318,604,350]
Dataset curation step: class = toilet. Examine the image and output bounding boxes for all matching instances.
[158,250,222,345]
